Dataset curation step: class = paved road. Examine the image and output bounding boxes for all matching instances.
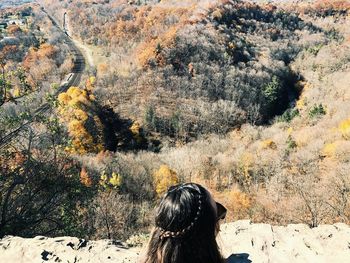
[0,6,86,148]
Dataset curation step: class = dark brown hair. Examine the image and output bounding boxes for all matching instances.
[143,183,224,263]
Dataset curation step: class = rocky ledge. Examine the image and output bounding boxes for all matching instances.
[1,220,350,263]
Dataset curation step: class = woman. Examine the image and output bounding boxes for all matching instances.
[142,183,227,263]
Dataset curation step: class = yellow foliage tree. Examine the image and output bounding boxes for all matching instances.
[129,121,144,144]
[99,171,108,188]
[322,140,350,161]
[99,171,122,189]
[294,81,311,111]
[130,121,141,135]
[212,9,223,19]
[85,76,96,93]
[339,119,350,139]
[239,152,254,184]
[12,87,21,97]
[57,81,104,154]
[153,165,179,197]
[109,172,122,187]
[260,139,277,150]
[322,142,338,158]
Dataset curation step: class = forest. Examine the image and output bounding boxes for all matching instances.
[1,0,350,242]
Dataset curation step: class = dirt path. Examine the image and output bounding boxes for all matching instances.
[64,16,93,68]
[65,15,106,69]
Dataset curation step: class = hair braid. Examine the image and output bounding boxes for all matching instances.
[159,192,203,240]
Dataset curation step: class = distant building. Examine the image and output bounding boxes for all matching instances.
[7,19,25,26]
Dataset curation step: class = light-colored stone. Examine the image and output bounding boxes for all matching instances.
[0,235,141,263]
[220,221,350,263]
[1,221,350,262]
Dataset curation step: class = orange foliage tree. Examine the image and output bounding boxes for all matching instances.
[0,45,34,105]
[104,5,192,69]
[80,167,93,187]
[216,188,253,221]
[314,0,350,12]
[300,0,350,15]
[23,43,58,69]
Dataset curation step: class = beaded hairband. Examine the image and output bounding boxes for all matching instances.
[158,186,203,239]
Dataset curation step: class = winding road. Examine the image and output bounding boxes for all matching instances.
[0,5,86,148]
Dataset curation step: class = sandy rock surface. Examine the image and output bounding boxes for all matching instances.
[1,220,350,263]
[0,235,141,263]
[219,220,350,263]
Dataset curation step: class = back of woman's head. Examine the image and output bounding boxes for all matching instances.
[143,183,224,263]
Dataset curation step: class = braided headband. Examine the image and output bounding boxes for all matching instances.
[158,185,203,239]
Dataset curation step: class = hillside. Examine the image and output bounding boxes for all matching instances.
[1,221,350,262]
[39,0,327,136]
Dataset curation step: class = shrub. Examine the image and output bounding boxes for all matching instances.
[277,108,300,123]
[306,43,324,56]
[308,104,326,119]
[286,135,297,151]
[144,105,157,131]
[262,76,283,117]
[325,28,344,43]
[88,191,143,239]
